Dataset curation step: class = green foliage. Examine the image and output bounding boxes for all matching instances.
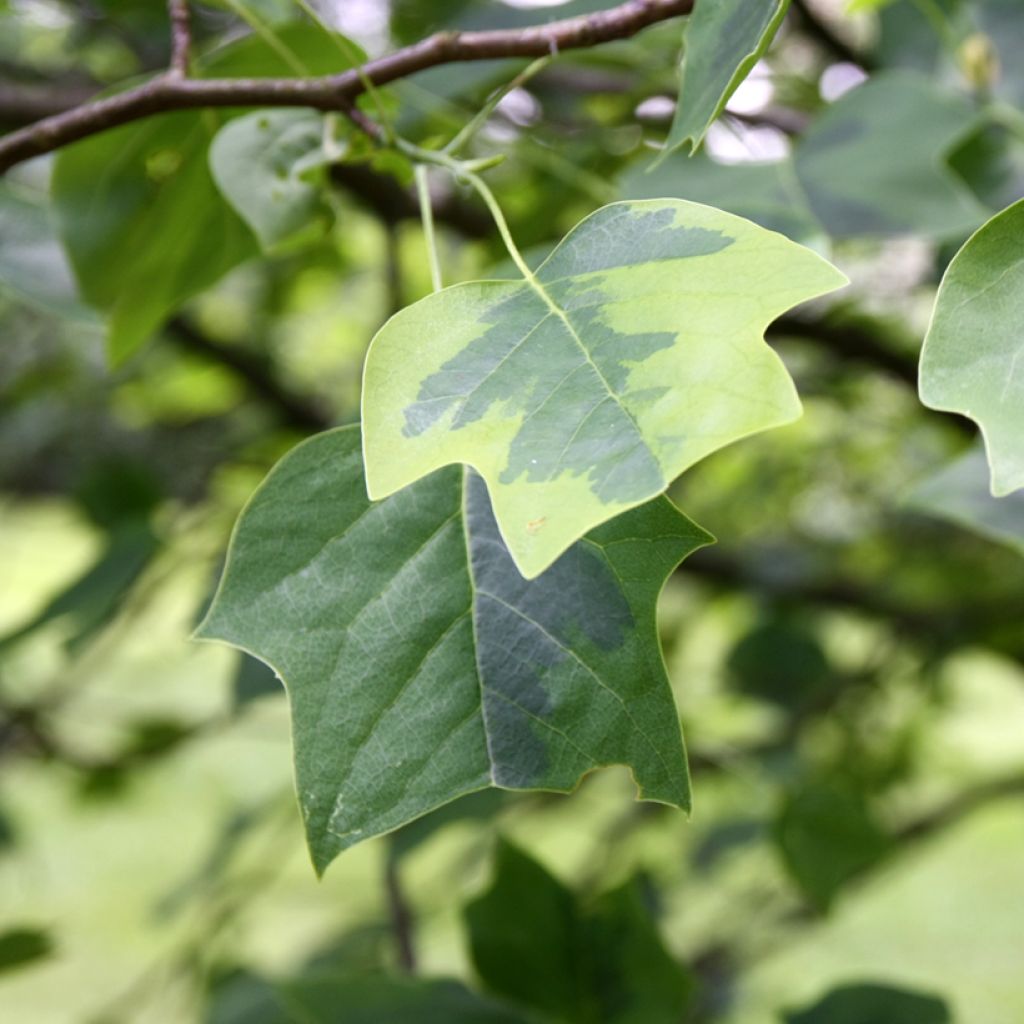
[208,109,334,252]
[199,427,709,870]
[909,447,1024,554]
[51,111,257,364]
[363,199,843,577]
[465,839,693,1023]
[784,983,951,1024]
[2,0,1024,1019]
[793,73,985,239]
[663,0,789,156]
[920,198,1024,495]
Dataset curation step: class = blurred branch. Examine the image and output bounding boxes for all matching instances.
[330,163,492,238]
[682,548,1021,659]
[896,770,1024,843]
[0,0,694,172]
[385,853,417,973]
[790,0,875,70]
[168,0,192,78]
[166,318,332,433]
[770,313,918,387]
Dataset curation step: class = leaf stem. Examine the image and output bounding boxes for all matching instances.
[444,56,551,157]
[414,164,443,292]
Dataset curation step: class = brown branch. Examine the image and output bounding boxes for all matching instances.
[168,0,192,78]
[166,317,332,433]
[0,0,693,173]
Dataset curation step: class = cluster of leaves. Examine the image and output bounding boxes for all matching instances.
[0,0,1023,1021]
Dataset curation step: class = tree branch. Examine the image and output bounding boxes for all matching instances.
[0,0,693,173]
[168,0,192,78]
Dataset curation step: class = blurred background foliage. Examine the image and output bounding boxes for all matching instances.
[0,0,1022,1021]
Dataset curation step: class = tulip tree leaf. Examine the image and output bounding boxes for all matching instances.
[919,199,1024,496]
[793,73,986,240]
[662,0,789,157]
[362,199,845,578]
[197,426,711,873]
[209,109,333,252]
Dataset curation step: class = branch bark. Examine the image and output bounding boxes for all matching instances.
[167,0,192,78]
[0,0,693,173]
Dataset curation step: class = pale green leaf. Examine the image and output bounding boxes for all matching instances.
[907,447,1024,556]
[662,0,789,157]
[794,72,986,239]
[363,199,845,578]
[209,108,332,252]
[920,199,1024,496]
[197,426,711,872]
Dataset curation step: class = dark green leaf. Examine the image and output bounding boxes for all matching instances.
[784,982,951,1024]
[51,111,257,364]
[0,927,54,974]
[198,427,710,871]
[662,0,789,156]
[774,780,891,910]
[466,839,693,1023]
[278,973,529,1024]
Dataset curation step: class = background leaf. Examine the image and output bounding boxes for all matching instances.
[363,199,844,578]
[919,198,1024,495]
[662,0,789,157]
[784,982,952,1024]
[198,426,710,871]
[908,447,1024,556]
[794,73,986,239]
[209,108,333,252]
[466,839,693,1023]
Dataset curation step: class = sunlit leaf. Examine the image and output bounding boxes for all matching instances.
[197,426,710,871]
[363,199,844,578]
[662,0,789,157]
[919,198,1024,495]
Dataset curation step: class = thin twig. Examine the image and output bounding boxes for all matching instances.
[168,0,192,78]
[0,0,694,172]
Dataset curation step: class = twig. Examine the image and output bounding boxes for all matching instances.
[385,852,416,973]
[168,0,192,78]
[0,0,694,172]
